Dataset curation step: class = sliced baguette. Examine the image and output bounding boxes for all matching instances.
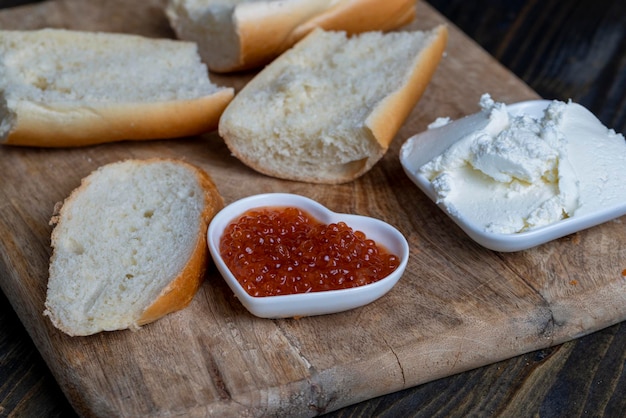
[166,0,417,73]
[44,159,224,336]
[218,25,448,184]
[0,29,234,147]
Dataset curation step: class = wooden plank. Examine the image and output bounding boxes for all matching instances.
[1,1,625,416]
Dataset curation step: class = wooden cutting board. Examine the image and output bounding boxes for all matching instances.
[1,1,625,417]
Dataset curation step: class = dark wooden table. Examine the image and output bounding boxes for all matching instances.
[1,1,625,416]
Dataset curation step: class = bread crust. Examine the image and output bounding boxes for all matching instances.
[285,0,417,44]
[233,1,336,73]
[320,25,448,183]
[366,25,449,150]
[169,0,417,73]
[2,89,234,147]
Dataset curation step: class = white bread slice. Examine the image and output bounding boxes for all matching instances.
[165,0,417,73]
[0,29,234,147]
[218,26,448,184]
[44,159,224,336]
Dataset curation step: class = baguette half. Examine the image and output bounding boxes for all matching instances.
[44,159,224,336]
[166,0,417,73]
[0,29,234,147]
[218,26,448,184]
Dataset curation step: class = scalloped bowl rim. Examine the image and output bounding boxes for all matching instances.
[207,193,409,318]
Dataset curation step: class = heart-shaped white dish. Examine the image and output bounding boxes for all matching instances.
[207,193,409,318]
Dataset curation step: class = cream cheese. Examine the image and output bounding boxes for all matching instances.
[418,94,626,234]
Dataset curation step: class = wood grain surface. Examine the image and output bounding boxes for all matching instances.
[1,1,625,417]
[429,0,626,135]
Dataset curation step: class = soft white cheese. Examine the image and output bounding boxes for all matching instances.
[418,94,626,234]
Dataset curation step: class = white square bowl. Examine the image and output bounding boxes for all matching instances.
[399,100,626,252]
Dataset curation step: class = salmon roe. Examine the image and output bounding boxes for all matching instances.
[219,206,400,297]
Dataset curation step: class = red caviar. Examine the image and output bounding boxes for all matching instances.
[219,206,400,297]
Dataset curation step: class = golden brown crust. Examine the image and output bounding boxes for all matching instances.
[366,25,448,149]
[138,161,224,325]
[211,0,418,73]
[286,0,417,44]
[233,1,332,73]
[3,89,234,147]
